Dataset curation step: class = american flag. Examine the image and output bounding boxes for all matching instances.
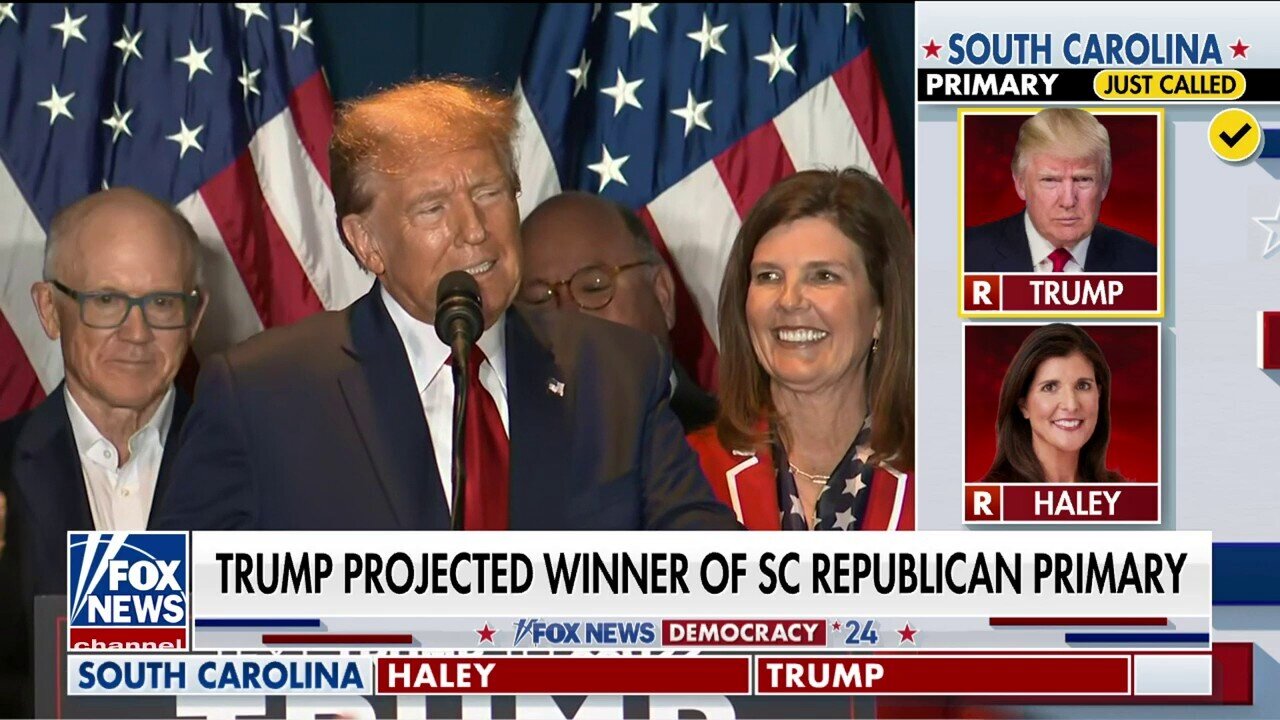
[514,3,909,390]
[0,3,909,421]
[0,2,368,420]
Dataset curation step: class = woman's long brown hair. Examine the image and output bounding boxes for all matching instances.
[983,323,1123,483]
[715,168,914,470]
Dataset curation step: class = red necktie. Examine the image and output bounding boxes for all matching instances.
[453,347,509,530]
[1048,247,1073,272]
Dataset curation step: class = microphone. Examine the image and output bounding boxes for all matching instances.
[434,270,484,531]
[434,270,484,353]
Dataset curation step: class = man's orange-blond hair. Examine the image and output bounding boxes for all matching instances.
[329,77,520,253]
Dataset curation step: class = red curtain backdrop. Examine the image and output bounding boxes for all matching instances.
[963,112,1159,245]
[964,324,1160,484]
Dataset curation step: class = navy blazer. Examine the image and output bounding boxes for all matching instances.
[670,361,718,433]
[1,384,189,597]
[154,285,741,531]
[0,384,188,717]
[964,212,1157,273]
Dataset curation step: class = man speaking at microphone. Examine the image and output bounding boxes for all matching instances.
[155,78,739,531]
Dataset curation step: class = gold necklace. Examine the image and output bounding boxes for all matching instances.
[789,463,830,485]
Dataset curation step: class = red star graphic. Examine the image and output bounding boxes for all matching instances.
[897,622,918,645]
[831,620,843,633]
[476,623,497,644]
[1230,38,1250,59]
[922,38,942,59]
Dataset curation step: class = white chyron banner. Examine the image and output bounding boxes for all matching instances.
[187,531,1212,619]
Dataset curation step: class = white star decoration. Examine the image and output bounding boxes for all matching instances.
[670,90,712,137]
[833,508,855,530]
[175,40,213,81]
[234,3,268,28]
[587,145,629,191]
[686,13,727,61]
[280,9,313,49]
[51,7,88,48]
[102,102,133,142]
[1252,201,1280,259]
[754,34,797,83]
[844,3,865,24]
[600,68,643,116]
[167,118,205,159]
[36,84,74,126]
[113,25,143,66]
[788,494,804,518]
[844,474,866,497]
[238,61,262,99]
[566,49,591,98]
[0,4,18,28]
[614,3,658,39]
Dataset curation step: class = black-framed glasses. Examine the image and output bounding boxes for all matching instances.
[49,280,201,330]
[518,261,653,311]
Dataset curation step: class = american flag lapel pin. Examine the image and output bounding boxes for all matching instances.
[547,379,565,397]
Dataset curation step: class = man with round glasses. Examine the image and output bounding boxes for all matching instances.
[520,192,718,431]
[0,188,205,709]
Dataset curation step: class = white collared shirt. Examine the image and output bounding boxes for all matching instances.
[381,285,509,512]
[65,385,175,531]
[1025,212,1091,273]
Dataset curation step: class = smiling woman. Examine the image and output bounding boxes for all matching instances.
[686,168,914,531]
[981,323,1126,484]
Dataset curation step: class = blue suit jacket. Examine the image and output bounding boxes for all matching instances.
[0,384,188,717]
[964,212,1157,273]
[1,384,188,596]
[154,285,740,531]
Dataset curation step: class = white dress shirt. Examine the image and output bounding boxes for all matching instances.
[1026,212,1091,273]
[65,385,175,531]
[381,285,509,512]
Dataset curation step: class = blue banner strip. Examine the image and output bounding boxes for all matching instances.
[1261,129,1280,158]
[1065,633,1210,644]
[194,618,322,628]
[1214,543,1280,605]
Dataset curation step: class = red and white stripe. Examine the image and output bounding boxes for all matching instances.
[0,159,59,412]
[0,71,370,420]
[1,51,905,420]
[514,52,907,392]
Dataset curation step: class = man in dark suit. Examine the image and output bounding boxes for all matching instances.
[519,192,718,432]
[965,107,1156,273]
[0,188,204,716]
[154,79,739,532]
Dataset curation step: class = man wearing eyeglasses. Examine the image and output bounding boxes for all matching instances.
[520,192,718,432]
[0,187,206,714]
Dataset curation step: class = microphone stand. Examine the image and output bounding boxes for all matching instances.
[449,336,470,531]
[435,269,484,532]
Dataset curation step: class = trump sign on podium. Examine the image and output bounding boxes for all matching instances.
[59,530,1221,705]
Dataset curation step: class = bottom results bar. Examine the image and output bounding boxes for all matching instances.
[755,655,1130,695]
[377,654,1139,696]
[69,653,1213,697]
[377,657,751,695]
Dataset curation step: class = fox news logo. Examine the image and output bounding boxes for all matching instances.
[511,619,656,647]
[68,532,188,651]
